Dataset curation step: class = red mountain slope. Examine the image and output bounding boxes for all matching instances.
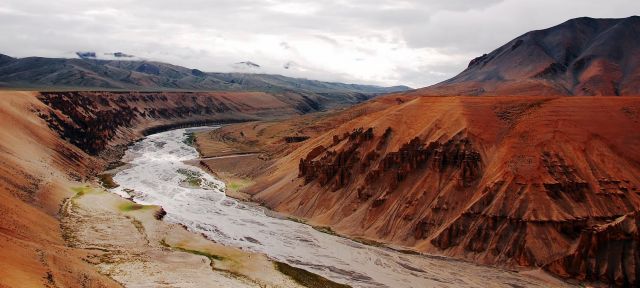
[248,96,640,286]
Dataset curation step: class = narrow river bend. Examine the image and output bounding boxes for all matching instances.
[110,127,571,288]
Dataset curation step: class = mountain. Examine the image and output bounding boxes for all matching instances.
[235,94,640,287]
[412,16,640,96]
[0,54,410,110]
[195,17,640,287]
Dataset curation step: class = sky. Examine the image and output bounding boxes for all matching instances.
[0,0,638,88]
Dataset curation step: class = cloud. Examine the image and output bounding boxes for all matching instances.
[0,0,637,87]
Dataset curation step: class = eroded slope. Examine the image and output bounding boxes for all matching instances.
[247,96,640,286]
[0,90,332,287]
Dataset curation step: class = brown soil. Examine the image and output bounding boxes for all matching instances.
[199,95,640,286]
[62,185,304,287]
[0,90,331,287]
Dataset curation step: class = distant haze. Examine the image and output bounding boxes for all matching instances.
[0,0,637,87]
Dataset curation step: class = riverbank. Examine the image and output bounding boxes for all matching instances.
[61,182,317,287]
[0,91,372,287]
[191,127,577,287]
[84,127,354,288]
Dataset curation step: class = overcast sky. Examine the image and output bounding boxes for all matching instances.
[0,0,638,87]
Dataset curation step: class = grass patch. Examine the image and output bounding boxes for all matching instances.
[227,181,243,191]
[175,246,226,261]
[226,178,252,192]
[159,239,225,261]
[97,173,119,189]
[275,261,351,288]
[118,202,151,212]
[71,186,92,198]
[183,132,196,147]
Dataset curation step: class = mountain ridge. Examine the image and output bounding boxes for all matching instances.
[0,53,410,111]
[410,16,640,96]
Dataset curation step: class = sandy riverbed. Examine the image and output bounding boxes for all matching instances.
[61,184,305,287]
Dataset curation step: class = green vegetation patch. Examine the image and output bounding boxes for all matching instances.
[187,177,202,187]
[226,178,252,192]
[97,173,119,189]
[177,168,204,187]
[227,181,243,191]
[183,132,196,147]
[159,239,225,261]
[176,246,226,261]
[71,185,93,198]
[118,202,152,212]
[274,261,351,288]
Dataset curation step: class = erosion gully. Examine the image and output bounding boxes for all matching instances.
[109,127,572,288]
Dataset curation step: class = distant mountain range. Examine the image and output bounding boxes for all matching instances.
[0,53,410,109]
[413,16,640,96]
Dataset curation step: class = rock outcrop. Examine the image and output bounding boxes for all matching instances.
[249,96,640,286]
[36,91,301,160]
[545,211,640,286]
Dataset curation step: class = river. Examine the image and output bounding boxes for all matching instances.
[110,127,571,288]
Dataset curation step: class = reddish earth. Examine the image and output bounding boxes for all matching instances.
[409,16,640,96]
[0,92,117,287]
[4,16,640,287]
[0,90,318,287]
[237,95,640,286]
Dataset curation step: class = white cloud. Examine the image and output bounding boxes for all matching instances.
[0,0,637,87]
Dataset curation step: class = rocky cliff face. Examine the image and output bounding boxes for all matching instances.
[249,96,640,286]
[36,91,302,160]
[298,128,482,202]
[545,211,640,286]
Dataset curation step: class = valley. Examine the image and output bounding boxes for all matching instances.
[0,90,571,287]
[195,95,640,287]
[104,127,569,287]
[0,90,374,287]
[1,13,640,288]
